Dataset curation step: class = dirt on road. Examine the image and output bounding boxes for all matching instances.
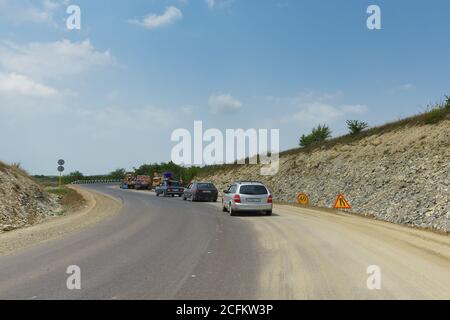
[249,204,450,299]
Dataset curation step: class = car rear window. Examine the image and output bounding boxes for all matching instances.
[168,181,181,187]
[198,183,215,190]
[239,185,268,195]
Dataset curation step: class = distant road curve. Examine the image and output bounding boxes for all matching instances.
[0,184,448,300]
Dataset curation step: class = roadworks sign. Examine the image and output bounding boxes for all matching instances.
[297,193,309,205]
[333,194,351,209]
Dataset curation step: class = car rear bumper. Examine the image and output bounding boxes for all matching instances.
[195,192,218,200]
[196,195,217,201]
[233,203,272,212]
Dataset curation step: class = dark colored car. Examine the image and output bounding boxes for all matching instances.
[155,180,184,197]
[183,182,218,202]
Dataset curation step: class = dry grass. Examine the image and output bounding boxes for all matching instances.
[281,102,450,157]
[0,161,7,172]
[46,186,86,212]
[0,160,30,178]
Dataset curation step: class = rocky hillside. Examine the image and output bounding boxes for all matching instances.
[0,163,61,233]
[199,117,450,233]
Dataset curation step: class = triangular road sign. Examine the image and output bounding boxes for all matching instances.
[333,194,351,209]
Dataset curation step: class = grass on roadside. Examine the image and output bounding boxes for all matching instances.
[47,186,86,213]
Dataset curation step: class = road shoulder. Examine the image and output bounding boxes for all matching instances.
[0,186,123,256]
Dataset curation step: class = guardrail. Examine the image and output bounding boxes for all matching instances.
[71,179,121,185]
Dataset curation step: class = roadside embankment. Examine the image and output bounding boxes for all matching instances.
[199,118,450,233]
[0,185,122,256]
[0,163,61,233]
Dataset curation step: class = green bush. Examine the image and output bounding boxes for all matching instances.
[347,120,369,135]
[424,98,450,124]
[47,187,70,197]
[109,168,126,180]
[299,124,332,148]
[425,107,446,124]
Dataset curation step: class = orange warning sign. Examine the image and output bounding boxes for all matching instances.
[297,193,309,205]
[333,194,351,209]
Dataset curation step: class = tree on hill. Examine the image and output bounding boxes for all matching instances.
[346,120,369,135]
[299,124,332,148]
[109,168,126,180]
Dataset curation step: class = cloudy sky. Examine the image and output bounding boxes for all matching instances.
[0,0,449,175]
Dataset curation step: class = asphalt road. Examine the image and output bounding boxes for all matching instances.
[0,185,448,300]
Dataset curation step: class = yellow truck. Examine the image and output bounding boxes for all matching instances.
[151,173,162,190]
[120,173,136,189]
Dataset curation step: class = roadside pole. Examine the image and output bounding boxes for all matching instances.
[58,159,65,187]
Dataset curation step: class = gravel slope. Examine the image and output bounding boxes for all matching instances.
[0,164,60,233]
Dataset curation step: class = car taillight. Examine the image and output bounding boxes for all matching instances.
[268,195,273,203]
[233,195,241,203]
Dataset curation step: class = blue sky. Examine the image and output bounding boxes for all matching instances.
[0,0,449,175]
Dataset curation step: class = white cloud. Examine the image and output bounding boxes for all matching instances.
[340,104,368,114]
[0,39,114,79]
[205,0,235,9]
[389,83,415,94]
[0,72,58,97]
[74,105,179,138]
[209,93,242,114]
[280,92,369,125]
[401,83,414,90]
[0,0,66,26]
[206,0,216,9]
[288,102,341,124]
[129,6,183,29]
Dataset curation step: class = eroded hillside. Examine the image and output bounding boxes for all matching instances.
[199,119,450,233]
[0,163,60,233]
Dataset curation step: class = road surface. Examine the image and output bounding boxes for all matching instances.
[0,184,448,300]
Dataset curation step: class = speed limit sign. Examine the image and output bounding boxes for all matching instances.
[297,193,309,206]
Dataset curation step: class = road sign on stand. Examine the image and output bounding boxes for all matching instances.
[297,193,309,205]
[333,194,351,209]
[57,160,65,187]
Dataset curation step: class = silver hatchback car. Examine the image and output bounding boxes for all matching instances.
[222,182,273,216]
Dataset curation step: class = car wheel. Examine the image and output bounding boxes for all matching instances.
[228,202,236,216]
[265,210,272,216]
[222,200,227,212]
[183,196,187,201]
